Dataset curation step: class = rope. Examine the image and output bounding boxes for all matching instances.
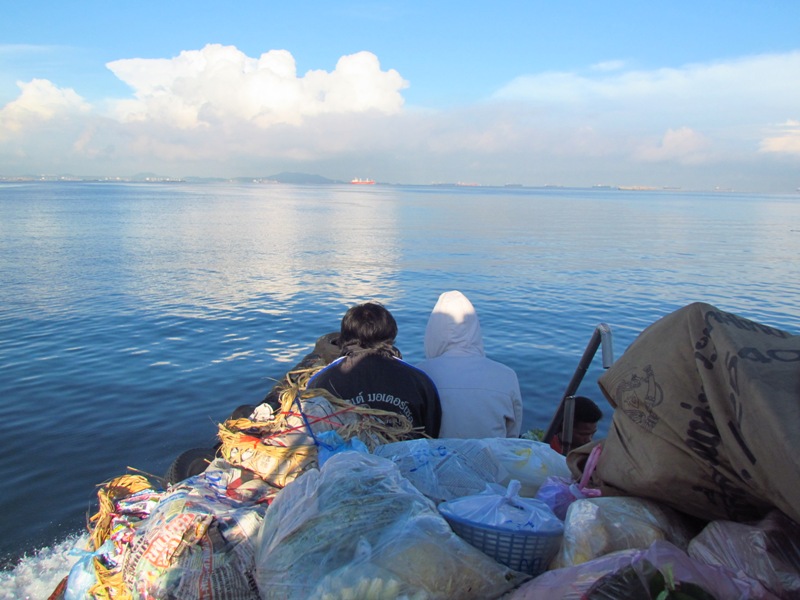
[218,364,418,457]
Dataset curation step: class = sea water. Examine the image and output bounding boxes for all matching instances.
[1,181,799,595]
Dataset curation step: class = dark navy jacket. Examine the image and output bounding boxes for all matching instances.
[309,352,441,438]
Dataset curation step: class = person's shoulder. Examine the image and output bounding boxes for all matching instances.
[483,356,519,375]
[414,358,435,371]
[395,356,426,372]
[309,356,345,380]
[397,358,438,380]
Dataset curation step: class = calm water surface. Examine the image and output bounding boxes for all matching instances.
[1,181,799,573]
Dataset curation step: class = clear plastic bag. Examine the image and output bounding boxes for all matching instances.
[485,438,573,497]
[374,438,507,503]
[374,437,572,504]
[551,496,698,569]
[310,538,428,600]
[254,452,528,599]
[316,429,369,466]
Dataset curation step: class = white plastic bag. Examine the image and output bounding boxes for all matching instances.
[438,480,564,534]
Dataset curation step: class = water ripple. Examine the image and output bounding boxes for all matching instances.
[1,182,799,568]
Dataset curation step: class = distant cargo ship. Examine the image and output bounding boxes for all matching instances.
[350,178,375,185]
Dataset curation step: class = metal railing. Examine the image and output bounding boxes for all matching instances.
[543,323,614,454]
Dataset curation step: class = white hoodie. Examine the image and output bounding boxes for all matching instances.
[416,291,523,438]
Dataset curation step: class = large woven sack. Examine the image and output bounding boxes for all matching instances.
[218,395,351,487]
[596,302,799,523]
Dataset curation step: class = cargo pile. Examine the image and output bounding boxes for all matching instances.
[50,303,800,599]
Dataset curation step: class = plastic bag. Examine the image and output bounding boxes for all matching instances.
[551,496,698,570]
[438,480,563,534]
[254,452,527,599]
[310,538,428,600]
[64,538,112,600]
[535,477,590,520]
[485,438,573,497]
[374,437,571,503]
[536,444,602,519]
[374,438,507,503]
[688,510,800,599]
[507,540,779,600]
[316,429,369,466]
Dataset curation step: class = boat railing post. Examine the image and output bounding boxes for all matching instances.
[543,323,614,451]
[560,395,576,455]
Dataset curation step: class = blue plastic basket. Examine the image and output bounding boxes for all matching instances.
[441,510,563,576]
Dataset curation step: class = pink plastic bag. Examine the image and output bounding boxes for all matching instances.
[536,445,602,520]
[506,540,779,600]
[688,510,800,599]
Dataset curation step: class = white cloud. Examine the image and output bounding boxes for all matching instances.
[590,60,627,73]
[1,46,799,191]
[106,44,408,128]
[0,78,89,134]
[0,43,60,55]
[493,51,800,130]
[760,120,800,155]
[636,127,711,164]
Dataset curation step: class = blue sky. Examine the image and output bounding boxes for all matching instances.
[1,1,799,191]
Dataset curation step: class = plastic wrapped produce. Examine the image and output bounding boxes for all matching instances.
[488,438,573,497]
[374,438,508,502]
[255,452,527,599]
[688,510,800,599]
[551,496,698,569]
[374,437,570,503]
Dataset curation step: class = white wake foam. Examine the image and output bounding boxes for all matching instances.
[0,534,81,600]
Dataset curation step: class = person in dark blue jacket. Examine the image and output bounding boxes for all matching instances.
[309,302,442,438]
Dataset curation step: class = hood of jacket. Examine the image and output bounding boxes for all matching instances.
[423,290,485,359]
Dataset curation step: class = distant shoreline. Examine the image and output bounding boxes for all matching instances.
[2,174,795,194]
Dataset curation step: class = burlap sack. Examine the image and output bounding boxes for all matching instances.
[596,302,799,523]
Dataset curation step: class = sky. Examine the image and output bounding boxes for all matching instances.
[1,1,799,192]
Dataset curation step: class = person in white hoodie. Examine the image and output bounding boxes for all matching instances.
[416,290,523,438]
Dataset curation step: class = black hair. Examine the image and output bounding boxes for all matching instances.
[339,302,398,349]
[573,396,602,423]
